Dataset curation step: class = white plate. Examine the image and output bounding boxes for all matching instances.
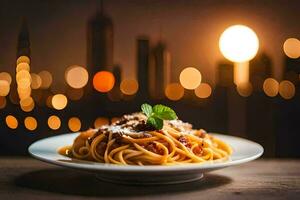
[29,133,263,185]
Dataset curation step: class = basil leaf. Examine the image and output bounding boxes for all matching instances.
[147,117,163,130]
[153,104,177,120]
[141,103,152,117]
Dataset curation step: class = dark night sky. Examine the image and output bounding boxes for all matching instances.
[0,0,300,86]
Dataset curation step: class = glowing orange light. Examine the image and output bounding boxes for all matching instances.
[120,79,139,95]
[16,56,30,65]
[236,82,253,97]
[263,78,279,97]
[6,115,18,129]
[17,87,31,100]
[24,116,37,131]
[16,71,31,94]
[0,80,10,96]
[93,71,115,93]
[165,83,184,101]
[94,117,109,128]
[65,65,89,89]
[16,70,31,83]
[39,71,53,89]
[0,72,12,85]
[30,73,42,89]
[52,94,68,110]
[17,79,31,90]
[219,25,259,63]
[0,96,6,109]
[68,117,81,132]
[20,97,34,107]
[48,115,61,130]
[16,62,30,72]
[20,100,35,112]
[66,88,84,101]
[179,67,201,90]
[195,83,212,98]
[279,80,295,99]
[283,38,300,59]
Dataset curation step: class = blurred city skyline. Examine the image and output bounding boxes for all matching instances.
[0,0,300,158]
[1,0,300,86]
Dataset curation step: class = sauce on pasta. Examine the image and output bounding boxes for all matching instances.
[59,113,232,165]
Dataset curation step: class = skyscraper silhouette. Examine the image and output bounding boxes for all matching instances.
[137,36,150,99]
[108,64,122,101]
[216,61,234,87]
[250,52,272,90]
[87,9,113,75]
[17,18,30,58]
[151,41,171,99]
[283,55,300,84]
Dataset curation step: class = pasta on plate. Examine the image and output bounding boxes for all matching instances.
[59,112,232,166]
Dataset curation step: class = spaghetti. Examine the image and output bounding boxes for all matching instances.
[59,113,232,165]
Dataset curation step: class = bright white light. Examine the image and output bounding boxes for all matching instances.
[219,25,259,62]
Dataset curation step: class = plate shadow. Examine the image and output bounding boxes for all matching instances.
[14,168,232,197]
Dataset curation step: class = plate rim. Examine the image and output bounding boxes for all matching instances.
[28,132,264,172]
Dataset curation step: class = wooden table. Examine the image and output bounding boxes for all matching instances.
[0,158,299,200]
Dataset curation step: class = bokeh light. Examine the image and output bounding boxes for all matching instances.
[94,117,109,128]
[93,71,115,93]
[30,73,42,89]
[0,96,6,109]
[16,62,30,72]
[263,78,279,97]
[52,94,68,110]
[17,78,31,90]
[20,100,35,112]
[236,82,253,97]
[6,115,18,129]
[20,96,34,107]
[279,80,295,99]
[120,79,139,95]
[16,70,31,83]
[165,83,184,101]
[48,115,61,130]
[0,80,10,96]
[0,72,12,85]
[179,67,202,90]
[283,38,300,59]
[68,117,81,132]
[194,83,212,98]
[24,116,37,131]
[16,56,30,65]
[16,69,31,94]
[17,87,31,100]
[219,25,259,62]
[39,71,53,89]
[66,87,84,101]
[65,65,89,89]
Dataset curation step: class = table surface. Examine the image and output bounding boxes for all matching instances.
[0,157,299,200]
